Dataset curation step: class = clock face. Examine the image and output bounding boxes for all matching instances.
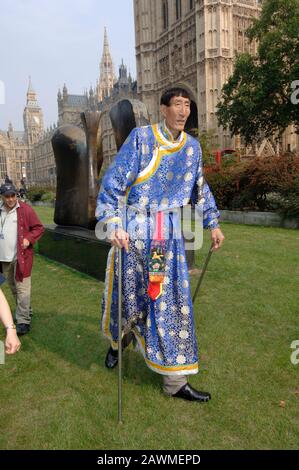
[33,116,40,125]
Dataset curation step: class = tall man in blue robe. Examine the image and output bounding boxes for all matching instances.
[96,88,224,402]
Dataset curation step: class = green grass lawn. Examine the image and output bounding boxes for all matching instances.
[0,208,298,449]
[33,205,55,225]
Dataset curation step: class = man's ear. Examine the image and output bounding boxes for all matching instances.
[160,104,167,119]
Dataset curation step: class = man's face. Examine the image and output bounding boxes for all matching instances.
[2,193,17,210]
[160,96,191,136]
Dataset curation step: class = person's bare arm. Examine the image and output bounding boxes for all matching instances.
[0,289,21,354]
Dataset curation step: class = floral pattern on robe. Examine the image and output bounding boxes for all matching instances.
[96,123,220,375]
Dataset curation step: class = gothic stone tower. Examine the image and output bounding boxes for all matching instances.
[23,76,44,146]
[134,0,262,150]
[97,27,115,102]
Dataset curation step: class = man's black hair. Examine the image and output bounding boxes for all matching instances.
[160,87,191,106]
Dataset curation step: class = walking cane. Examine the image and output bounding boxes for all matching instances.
[192,242,214,304]
[117,246,123,424]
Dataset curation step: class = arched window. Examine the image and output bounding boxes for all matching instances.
[176,0,182,20]
[162,1,169,30]
[0,146,8,180]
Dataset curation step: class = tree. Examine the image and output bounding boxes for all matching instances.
[216,0,299,145]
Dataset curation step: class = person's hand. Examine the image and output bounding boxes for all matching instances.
[110,228,130,252]
[210,227,225,251]
[5,329,21,355]
[22,238,30,249]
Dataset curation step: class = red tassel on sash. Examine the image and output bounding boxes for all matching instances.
[148,211,166,301]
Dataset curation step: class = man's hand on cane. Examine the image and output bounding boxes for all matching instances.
[110,228,130,253]
[210,227,225,251]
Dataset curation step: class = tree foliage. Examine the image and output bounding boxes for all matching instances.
[205,153,299,214]
[216,0,299,144]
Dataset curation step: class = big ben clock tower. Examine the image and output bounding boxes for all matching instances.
[23,76,44,145]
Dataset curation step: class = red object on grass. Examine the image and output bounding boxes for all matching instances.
[215,150,221,167]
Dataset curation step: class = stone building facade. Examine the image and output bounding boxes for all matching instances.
[0,29,137,187]
[133,0,298,155]
[0,77,44,186]
[98,60,137,171]
[31,125,57,187]
[57,29,137,174]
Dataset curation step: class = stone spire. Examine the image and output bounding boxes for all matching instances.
[26,75,38,107]
[7,121,13,139]
[119,59,128,87]
[103,26,109,52]
[23,76,44,145]
[28,75,34,92]
[97,27,115,102]
[63,83,68,101]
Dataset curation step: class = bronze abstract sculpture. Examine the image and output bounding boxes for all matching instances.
[109,99,149,151]
[52,124,88,227]
[81,110,102,228]
[51,99,149,229]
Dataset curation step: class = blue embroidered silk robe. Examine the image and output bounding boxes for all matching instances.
[96,123,220,376]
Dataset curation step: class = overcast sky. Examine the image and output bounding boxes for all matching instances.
[0,0,136,131]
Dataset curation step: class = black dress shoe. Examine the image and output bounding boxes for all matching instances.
[16,323,30,336]
[172,383,211,402]
[105,347,119,369]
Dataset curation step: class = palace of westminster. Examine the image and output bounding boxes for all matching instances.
[0,0,298,188]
